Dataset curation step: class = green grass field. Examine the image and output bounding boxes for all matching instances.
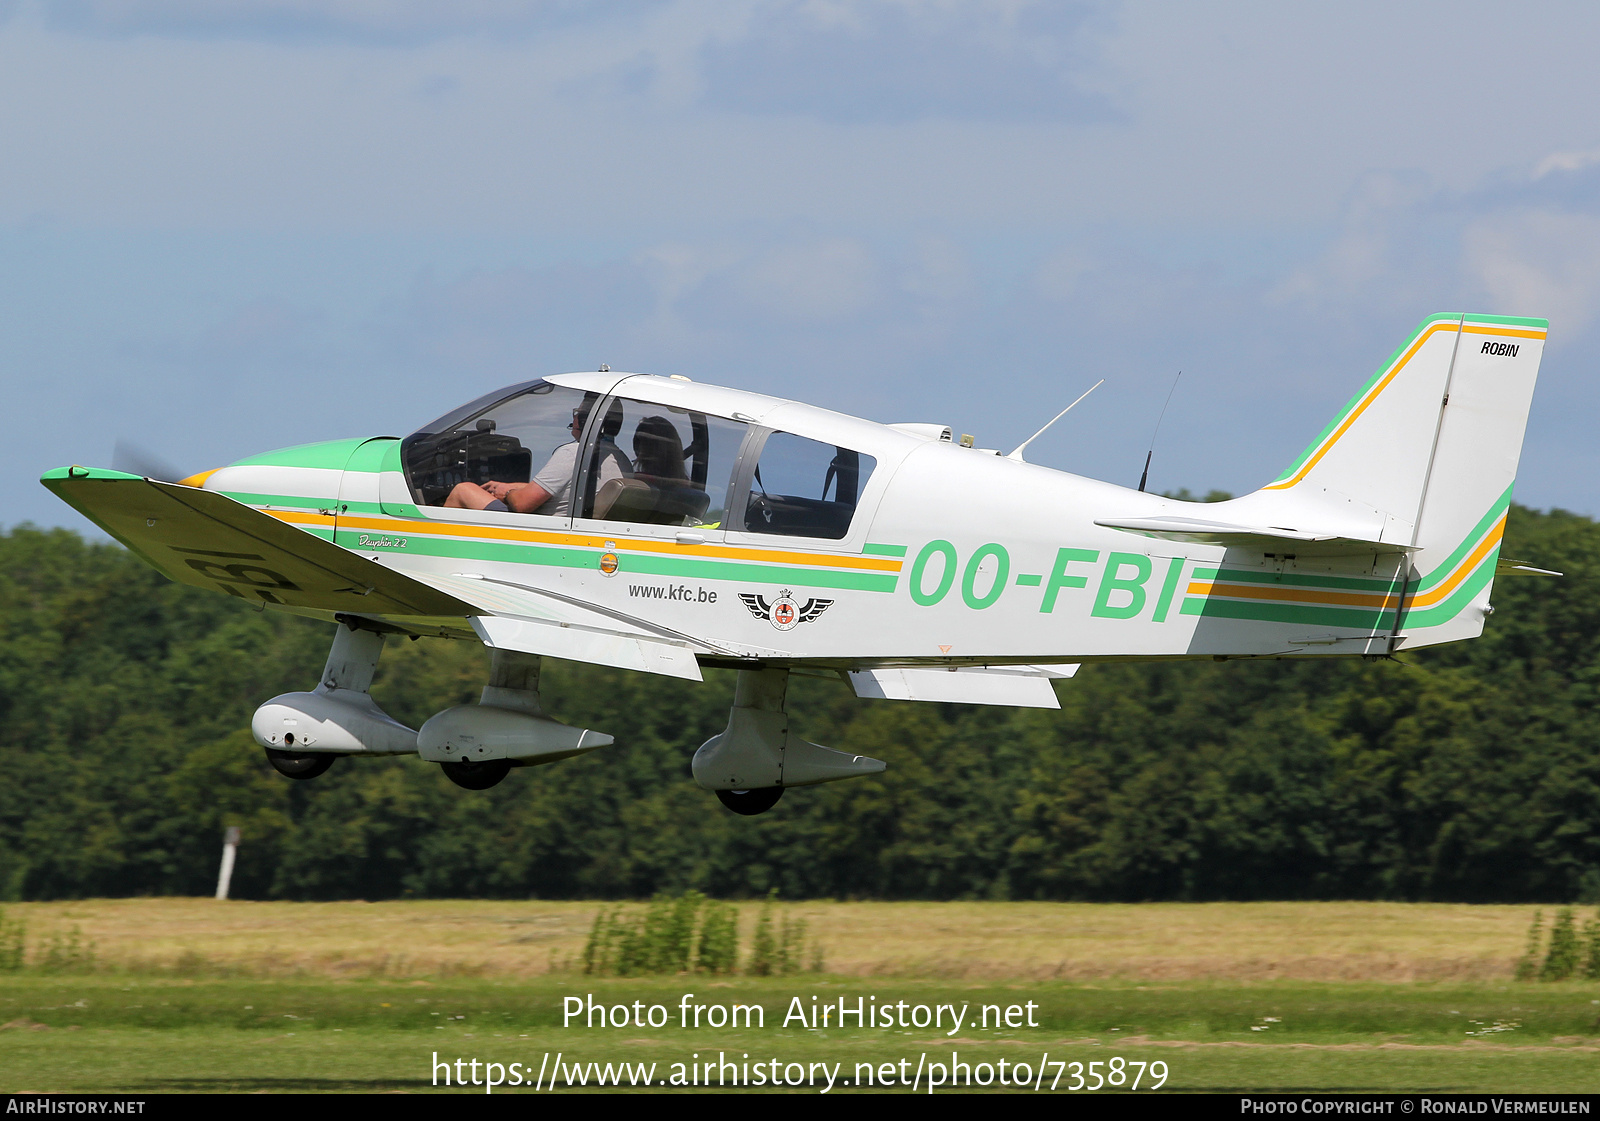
[3,899,1597,1094]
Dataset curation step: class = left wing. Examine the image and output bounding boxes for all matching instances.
[41,467,476,616]
[41,467,712,680]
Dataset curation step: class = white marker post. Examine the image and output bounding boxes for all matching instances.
[215,826,241,900]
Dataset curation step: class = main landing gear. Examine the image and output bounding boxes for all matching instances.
[715,788,785,816]
[416,648,612,789]
[694,667,886,816]
[438,758,512,790]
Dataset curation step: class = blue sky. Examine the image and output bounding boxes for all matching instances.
[7,0,1600,529]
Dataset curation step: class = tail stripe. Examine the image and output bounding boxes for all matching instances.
[1409,484,1513,592]
[1406,514,1504,608]
[1401,551,1501,628]
[1179,491,1507,626]
[1266,318,1547,492]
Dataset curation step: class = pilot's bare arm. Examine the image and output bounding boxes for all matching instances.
[499,480,553,513]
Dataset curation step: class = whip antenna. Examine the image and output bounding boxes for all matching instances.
[1006,379,1104,462]
[1137,370,1183,493]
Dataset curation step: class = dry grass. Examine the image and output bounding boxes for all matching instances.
[3,898,1544,982]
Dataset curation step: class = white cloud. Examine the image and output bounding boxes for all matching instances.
[1532,148,1600,180]
[697,0,1119,124]
[735,238,880,320]
[1270,172,1439,310]
[25,0,652,43]
[1465,210,1600,336]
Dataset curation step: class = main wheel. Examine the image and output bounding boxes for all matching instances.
[440,758,511,790]
[716,787,784,816]
[264,747,336,780]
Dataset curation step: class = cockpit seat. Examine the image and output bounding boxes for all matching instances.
[593,475,711,526]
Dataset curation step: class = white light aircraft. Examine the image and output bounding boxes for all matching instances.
[43,313,1552,814]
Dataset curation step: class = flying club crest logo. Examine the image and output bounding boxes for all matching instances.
[738,589,833,631]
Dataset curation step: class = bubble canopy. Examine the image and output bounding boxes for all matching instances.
[400,377,880,539]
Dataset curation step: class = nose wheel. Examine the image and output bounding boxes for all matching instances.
[715,787,784,816]
[440,758,511,790]
[263,747,337,781]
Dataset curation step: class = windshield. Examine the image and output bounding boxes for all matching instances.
[402,380,595,512]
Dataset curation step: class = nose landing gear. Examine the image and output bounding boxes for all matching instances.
[263,744,337,780]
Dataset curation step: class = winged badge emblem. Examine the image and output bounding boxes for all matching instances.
[738,589,833,632]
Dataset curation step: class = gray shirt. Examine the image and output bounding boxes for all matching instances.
[530,439,629,517]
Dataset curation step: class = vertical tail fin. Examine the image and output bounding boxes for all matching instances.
[1261,313,1547,647]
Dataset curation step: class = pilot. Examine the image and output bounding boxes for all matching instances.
[445,397,629,516]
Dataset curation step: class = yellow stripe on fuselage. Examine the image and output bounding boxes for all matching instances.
[263,510,905,574]
[1185,581,1399,609]
[1185,514,1506,609]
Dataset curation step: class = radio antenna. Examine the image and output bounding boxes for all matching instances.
[1137,370,1183,493]
[1006,379,1104,462]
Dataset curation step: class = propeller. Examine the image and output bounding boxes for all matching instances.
[111,439,183,483]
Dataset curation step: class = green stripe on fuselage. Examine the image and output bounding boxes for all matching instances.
[332,528,899,593]
[1206,567,1399,592]
[1180,596,1393,629]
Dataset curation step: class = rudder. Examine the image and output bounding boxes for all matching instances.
[1395,315,1546,648]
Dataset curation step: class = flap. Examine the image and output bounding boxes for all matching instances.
[1095,515,1414,556]
[407,571,709,681]
[847,665,1071,708]
[40,468,475,616]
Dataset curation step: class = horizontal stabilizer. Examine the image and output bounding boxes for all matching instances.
[848,664,1075,708]
[1495,558,1563,577]
[1094,515,1412,556]
[39,467,475,616]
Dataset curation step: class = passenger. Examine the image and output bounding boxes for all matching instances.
[445,398,629,516]
[632,416,688,480]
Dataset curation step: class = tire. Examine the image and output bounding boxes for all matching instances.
[715,787,784,816]
[264,747,336,781]
[440,758,511,790]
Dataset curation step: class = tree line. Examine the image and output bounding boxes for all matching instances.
[1,502,1598,903]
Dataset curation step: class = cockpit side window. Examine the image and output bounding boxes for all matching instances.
[742,431,876,540]
[402,381,593,514]
[579,397,750,527]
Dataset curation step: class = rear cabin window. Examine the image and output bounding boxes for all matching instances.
[744,431,876,540]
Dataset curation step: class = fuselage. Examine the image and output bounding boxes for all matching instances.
[181,370,1502,668]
